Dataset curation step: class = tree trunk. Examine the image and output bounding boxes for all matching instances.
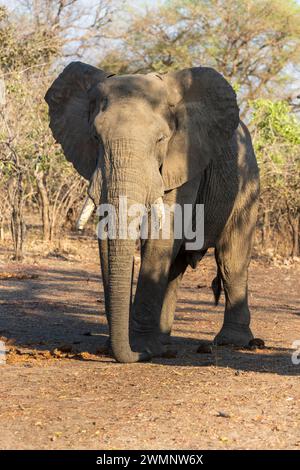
[290,214,299,258]
[35,169,50,242]
[0,217,4,241]
[10,173,25,260]
[262,210,270,250]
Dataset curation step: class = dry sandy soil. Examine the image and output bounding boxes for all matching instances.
[0,237,299,450]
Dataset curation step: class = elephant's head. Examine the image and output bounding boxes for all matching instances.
[45,62,239,362]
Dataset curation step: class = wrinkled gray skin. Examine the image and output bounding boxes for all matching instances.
[45,62,260,363]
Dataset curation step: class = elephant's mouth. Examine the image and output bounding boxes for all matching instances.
[76,194,165,236]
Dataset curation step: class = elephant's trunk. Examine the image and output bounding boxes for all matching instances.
[107,233,148,363]
[103,141,150,363]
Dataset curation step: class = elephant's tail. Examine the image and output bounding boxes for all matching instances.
[211,268,222,306]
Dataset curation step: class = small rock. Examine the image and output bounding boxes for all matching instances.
[248,338,265,350]
[217,411,231,418]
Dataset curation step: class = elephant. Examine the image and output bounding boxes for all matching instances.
[45,61,260,363]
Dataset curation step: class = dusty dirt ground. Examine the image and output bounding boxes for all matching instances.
[0,236,299,450]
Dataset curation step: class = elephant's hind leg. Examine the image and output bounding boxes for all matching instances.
[213,186,259,347]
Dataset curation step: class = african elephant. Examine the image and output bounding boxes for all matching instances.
[45,62,260,363]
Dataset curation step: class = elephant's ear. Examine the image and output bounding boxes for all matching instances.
[45,61,112,180]
[161,67,239,190]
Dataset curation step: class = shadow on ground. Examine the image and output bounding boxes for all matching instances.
[0,263,299,377]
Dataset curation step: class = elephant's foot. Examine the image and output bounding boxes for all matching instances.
[214,322,254,347]
[99,337,152,362]
[131,334,164,357]
[131,333,177,358]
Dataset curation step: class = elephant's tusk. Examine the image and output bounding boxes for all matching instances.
[152,197,165,231]
[76,195,96,231]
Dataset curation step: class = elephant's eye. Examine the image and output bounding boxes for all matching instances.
[157,134,167,143]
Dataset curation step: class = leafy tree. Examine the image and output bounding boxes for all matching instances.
[0,6,59,72]
[0,1,299,259]
[250,99,300,256]
[0,1,122,257]
[101,0,300,108]
[4,0,121,61]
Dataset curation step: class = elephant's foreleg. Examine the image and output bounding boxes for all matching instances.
[131,239,175,354]
[98,238,111,332]
[97,237,118,355]
[213,188,259,347]
[159,251,188,339]
[131,180,199,356]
